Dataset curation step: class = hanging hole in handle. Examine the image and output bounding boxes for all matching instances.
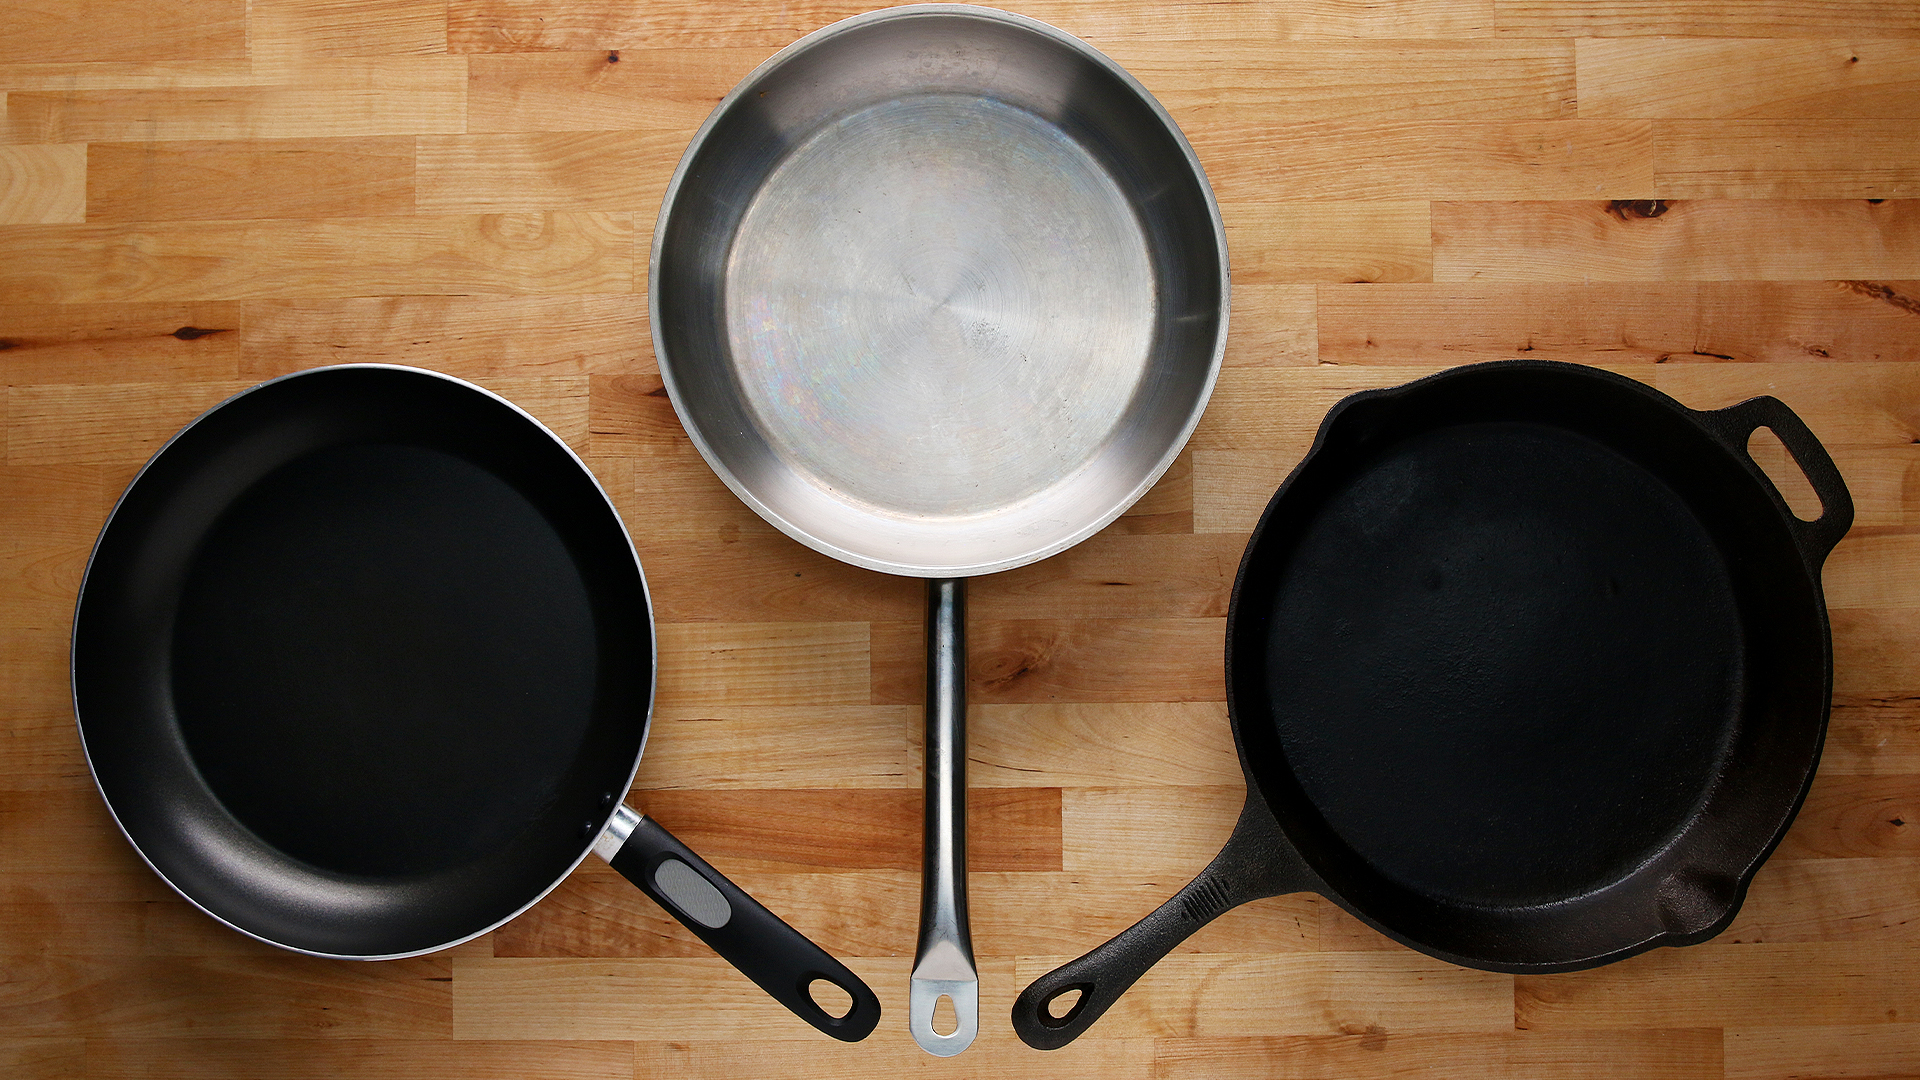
[1747,426,1824,522]
[931,994,958,1037]
[806,978,854,1021]
[1040,983,1092,1028]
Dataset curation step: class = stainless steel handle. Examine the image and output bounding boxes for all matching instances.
[910,577,978,1055]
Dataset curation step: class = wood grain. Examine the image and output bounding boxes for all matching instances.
[1724,857,1920,942]
[467,50,755,134]
[1130,41,1578,123]
[447,0,1506,52]
[1488,0,1920,37]
[0,145,84,224]
[1196,119,1655,202]
[415,131,683,214]
[1514,942,1919,1028]
[1226,201,1432,284]
[3,60,470,143]
[870,618,1226,705]
[0,954,453,1038]
[0,60,256,92]
[621,1035,1163,1080]
[68,1040,635,1080]
[1432,199,1920,281]
[1153,1030,1723,1080]
[239,294,648,377]
[249,0,452,61]
[1577,39,1920,119]
[0,303,244,382]
[1315,281,1920,366]
[86,138,416,222]
[1726,1024,1920,1080]
[1655,122,1920,198]
[3,2,1919,1076]
[0,1,246,64]
[0,213,634,303]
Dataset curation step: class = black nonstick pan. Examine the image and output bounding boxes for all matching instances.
[1013,359,1852,1048]
[72,365,880,1041]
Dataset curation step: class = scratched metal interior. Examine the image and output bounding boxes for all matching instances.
[651,6,1228,576]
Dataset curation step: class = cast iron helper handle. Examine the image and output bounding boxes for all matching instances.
[911,577,979,1055]
[598,806,882,1042]
[1694,395,1854,563]
[1012,791,1319,1050]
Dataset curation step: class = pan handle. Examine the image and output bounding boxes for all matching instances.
[598,805,882,1042]
[911,578,978,1056]
[1011,791,1317,1050]
[1695,395,1854,563]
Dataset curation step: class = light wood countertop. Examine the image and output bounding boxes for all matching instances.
[2,2,1917,1077]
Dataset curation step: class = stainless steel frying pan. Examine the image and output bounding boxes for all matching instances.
[650,5,1227,1053]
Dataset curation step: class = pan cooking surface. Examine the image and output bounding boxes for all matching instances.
[725,93,1154,518]
[653,6,1226,576]
[172,442,596,878]
[75,366,653,956]
[1261,421,1743,907]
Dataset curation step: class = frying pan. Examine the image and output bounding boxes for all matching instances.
[1012,359,1853,1048]
[71,365,881,1042]
[650,4,1226,1054]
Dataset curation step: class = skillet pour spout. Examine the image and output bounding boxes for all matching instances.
[1014,359,1853,1049]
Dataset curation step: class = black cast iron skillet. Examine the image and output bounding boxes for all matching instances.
[72,365,880,1041]
[1013,359,1852,1048]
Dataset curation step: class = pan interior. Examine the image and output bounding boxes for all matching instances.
[653,8,1226,577]
[171,442,595,878]
[726,93,1154,519]
[1258,421,1743,908]
[75,368,652,957]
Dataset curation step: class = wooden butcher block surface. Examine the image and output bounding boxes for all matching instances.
[1,1,1917,1077]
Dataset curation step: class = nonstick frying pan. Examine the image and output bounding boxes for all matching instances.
[650,5,1227,1054]
[1012,359,1853,1048]
[71,365,880,1041]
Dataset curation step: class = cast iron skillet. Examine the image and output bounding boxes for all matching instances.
[1013,359,1852,1048]
[72,365,880,1041]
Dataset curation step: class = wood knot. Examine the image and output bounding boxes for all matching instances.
[1607,199,1670,221]
[978,638,1052,690]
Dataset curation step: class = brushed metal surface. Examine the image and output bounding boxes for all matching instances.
[912,578,977,1055]
[652,3,1227,578]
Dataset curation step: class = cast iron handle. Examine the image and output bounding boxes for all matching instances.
[1011,792,1319,1050]
[600,806,882,1042]
[1695,395,1854,563]
[911,578,979,1055]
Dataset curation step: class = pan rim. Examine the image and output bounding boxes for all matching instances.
[69,363,657,960]
[648,3,1229,578]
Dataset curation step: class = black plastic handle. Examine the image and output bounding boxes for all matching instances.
[609,814,882,1042]
[1694,394,1854,564]
[1011,793,1318,1050]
